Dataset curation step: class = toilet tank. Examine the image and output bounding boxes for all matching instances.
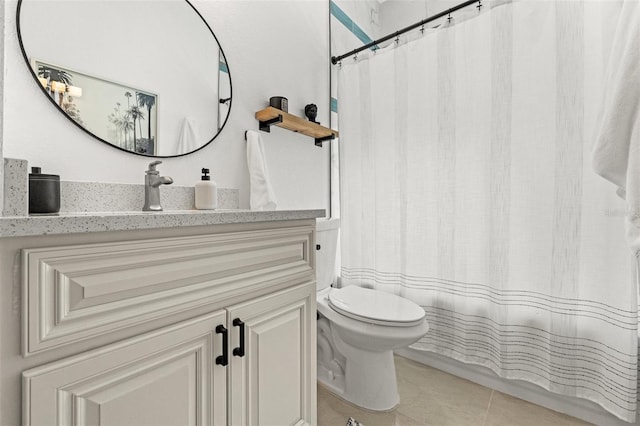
[315,218,340,291]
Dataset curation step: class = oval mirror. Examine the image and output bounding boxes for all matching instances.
[16,0,232,157]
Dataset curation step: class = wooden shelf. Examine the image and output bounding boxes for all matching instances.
[255,107,339,147]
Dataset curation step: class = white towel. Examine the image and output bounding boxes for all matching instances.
[177,117,199,154]
[592,0,640,255]
[246,130,277,211]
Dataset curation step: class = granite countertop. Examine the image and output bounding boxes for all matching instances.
[0,209,326,237]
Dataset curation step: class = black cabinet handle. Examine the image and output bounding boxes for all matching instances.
[215,325,228,366]
[232,318,245,357]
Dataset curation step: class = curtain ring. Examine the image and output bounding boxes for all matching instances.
[477,0,482,11]
[419,24,425,34]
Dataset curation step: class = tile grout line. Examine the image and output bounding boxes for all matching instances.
[482,389,495,426]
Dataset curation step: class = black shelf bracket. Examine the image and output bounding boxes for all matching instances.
[259,115,283,133]
[314,134,335,147]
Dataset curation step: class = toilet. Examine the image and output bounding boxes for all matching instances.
[315,218,429,411]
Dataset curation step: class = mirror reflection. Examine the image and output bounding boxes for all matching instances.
[17,0,232,157]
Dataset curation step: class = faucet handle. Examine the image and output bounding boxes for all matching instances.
[147,160,162,172]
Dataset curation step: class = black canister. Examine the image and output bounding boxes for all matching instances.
[29,167,60,214]
[269,96,288,112]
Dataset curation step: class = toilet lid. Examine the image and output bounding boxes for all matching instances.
[328,286,426,327]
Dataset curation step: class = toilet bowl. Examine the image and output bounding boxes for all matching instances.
[315,218,429,411]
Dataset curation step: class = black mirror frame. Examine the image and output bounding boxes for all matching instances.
[15,0,232,158]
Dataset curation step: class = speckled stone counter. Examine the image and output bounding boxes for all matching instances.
[0,209,326,237]
[3,159,28,217]
[2,158,240,215]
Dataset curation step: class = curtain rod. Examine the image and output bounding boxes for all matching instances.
[331,0,481,65]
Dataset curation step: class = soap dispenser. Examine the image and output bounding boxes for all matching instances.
[195,168,218,210]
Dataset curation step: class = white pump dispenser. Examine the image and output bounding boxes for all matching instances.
[195,168,218,209]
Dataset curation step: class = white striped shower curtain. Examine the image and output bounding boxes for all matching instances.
[338,0,637,421]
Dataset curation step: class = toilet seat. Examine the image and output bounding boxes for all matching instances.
[328,286,426,327]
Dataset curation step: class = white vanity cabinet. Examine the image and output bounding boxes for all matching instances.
[0,218,318,426]
[23,283,315,426]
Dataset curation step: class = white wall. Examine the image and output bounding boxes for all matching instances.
[2,0,331,212]
[379,0,429,36]
[330,0,381,218]
[334,0,382,43]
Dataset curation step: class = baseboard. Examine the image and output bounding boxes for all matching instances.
[395,347,638,426]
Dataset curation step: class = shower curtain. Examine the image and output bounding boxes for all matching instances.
[338,0,637,422]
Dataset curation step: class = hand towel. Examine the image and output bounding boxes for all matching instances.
[177,117,199,154]
[246,130,277,210]
[592,0,640,255]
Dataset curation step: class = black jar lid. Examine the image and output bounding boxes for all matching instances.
[29,167,60,181]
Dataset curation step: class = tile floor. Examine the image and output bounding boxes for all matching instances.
[318,355,592,426]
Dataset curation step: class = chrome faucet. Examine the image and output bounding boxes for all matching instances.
[142,161,173,211]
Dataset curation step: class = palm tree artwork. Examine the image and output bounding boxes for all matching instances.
[108,90,155,153]
[107,102,135,150]
[34,61,159,154]
[129,105,145,152]
[120,115,135,150]
[137,92,156,142]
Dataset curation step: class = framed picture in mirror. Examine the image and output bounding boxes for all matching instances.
[33,59,159,156]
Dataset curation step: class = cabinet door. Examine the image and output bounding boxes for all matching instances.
[23,311,228,426]
[228,283,316,426]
